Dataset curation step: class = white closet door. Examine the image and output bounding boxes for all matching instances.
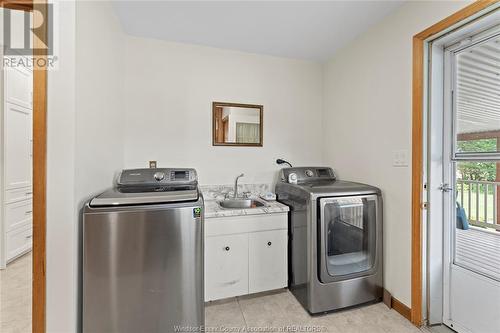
[4,65,32,109]
[4,103,32,190]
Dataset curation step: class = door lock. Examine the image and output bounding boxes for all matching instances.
[438,183,454,192]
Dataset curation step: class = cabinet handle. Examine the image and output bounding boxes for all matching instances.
[224,246,230,251]
[25,210,33,215]
[267,241,272,247]
[26,191,33,195]
[26,235,32,239]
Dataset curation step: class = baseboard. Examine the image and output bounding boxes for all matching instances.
[383,289,412,321]
[392,297,411,321]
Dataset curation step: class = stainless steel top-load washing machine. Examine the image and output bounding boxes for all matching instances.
[275,167,383,314]
[82,168,204,333]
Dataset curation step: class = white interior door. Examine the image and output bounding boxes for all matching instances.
[4,65,32,109]
[442,28,500,333]
[4,103,32,190]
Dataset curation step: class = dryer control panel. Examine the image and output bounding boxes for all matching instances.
[280,167,336,184]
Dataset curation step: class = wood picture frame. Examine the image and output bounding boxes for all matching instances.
[212,101,263,147]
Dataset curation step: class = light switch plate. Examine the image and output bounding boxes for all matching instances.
[392,150,409,167]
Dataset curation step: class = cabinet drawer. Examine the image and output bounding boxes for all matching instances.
[5,187,33,203]
[6,224,32,262]
[5,199,33,232]
[249,229,288,294]
[205,234,248,301]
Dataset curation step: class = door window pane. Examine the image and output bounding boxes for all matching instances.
[455,36,500,153]
[455,161,500,281]
[323,197,376,277]
[456,161,499,229]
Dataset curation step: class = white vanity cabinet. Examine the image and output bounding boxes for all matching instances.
[248,229,288,294]
[204,212,288,301]
[205,233,249,300]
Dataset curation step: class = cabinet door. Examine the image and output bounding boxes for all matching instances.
[205,233,248,301]
[249,229,288,294]
[4,65,32,109]
[4,103,32,190]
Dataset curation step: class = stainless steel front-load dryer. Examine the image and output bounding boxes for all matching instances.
[276,167,383,314]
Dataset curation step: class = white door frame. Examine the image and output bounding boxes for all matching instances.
[425,7,500,330]
[0,41,4,269]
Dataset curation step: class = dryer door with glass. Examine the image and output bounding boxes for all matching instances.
[318,195,380,283]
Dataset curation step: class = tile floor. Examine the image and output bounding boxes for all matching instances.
[0,252,32,333]
[206,289,423,333]
[0,257,448,333]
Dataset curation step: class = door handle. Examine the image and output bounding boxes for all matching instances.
[438,183,454,192]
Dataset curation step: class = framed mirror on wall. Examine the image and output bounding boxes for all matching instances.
[212,102,263,147]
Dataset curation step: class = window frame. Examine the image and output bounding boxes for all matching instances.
[448,25,500,161]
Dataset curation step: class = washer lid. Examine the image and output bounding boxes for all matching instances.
[301,180,380,196]
[89,186,199,207]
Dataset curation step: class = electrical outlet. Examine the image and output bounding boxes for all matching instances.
[392,150,409,167]
[149,161,157,168]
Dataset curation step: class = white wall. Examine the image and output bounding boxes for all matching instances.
[122,38,324,185]
[322,0,471,307]
[74,0,125,202]
[46,1,124,331]
[46,1,77,331]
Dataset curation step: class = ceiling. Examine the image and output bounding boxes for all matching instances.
[112,1,404,62]
[457,35,500,134]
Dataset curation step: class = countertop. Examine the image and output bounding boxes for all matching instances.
[204,199,290,219]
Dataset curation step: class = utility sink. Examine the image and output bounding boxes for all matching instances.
[218,199,266,209]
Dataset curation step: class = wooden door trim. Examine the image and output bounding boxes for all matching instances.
[0,1,45,332]
[0,0,32,11]
[411,0,499,326]
[32,1,47,331]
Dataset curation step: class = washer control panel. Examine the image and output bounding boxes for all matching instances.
[118,168,197,186]
[154,172,165,181]
[169,170,190,181]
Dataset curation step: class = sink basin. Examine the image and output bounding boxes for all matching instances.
[218,199,266,209]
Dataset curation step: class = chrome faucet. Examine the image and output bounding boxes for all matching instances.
[233,173,244,198]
